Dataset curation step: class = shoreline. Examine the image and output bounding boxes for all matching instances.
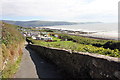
[44,23,118,40]
[80,31,119,40]
[68,33,117,40]
[57,30,119,40]
[43,26,119,40]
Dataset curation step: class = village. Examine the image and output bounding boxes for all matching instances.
[20,27,61,42]
[20,26,97,42]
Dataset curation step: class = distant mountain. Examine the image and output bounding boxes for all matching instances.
[2,20,78,27]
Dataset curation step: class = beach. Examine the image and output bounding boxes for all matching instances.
[78,31,119,40]
[45,23,119,40]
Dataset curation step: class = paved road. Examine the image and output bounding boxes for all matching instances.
[14,44,62,79]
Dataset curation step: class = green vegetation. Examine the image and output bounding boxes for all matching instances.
[57,34,107,45]
[1,54,22,78]
[103,41,120,50]
[57,34,120,50]
[2,22,24,47]
[28,35,120,57]
[1,21,25,78]
[41,29,54,32]
[50,36,61,41]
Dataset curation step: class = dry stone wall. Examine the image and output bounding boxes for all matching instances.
[28,44,120,79]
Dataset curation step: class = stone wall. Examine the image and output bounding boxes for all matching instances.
[28,44,120,79]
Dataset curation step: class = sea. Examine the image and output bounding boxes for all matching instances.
[46,23,118,32]
[46,23,119,40]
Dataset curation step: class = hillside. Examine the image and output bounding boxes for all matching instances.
[1,21,25,78]
[2,20,78,27]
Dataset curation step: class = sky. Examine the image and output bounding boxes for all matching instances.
[1,0,120,22]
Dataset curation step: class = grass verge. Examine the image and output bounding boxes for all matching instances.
[1,53,22,79]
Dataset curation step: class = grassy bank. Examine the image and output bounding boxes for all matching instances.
[1,54,22,78]
[1,21,25,78]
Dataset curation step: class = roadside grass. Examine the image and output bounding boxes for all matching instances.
[1,22,25,79]
[1,54,22,79]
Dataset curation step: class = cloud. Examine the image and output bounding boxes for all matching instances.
[1,0,119,22]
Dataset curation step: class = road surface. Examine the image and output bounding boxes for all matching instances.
[14,44,62,79]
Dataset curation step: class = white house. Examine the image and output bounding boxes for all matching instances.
[32,36,36,39]
[41,37,52,40]
[54,34,58,37]
[23,33,26,37]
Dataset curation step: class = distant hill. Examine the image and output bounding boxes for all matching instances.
[2,20,78,27]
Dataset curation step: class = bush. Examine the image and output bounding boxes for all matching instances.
[103,41,120,50]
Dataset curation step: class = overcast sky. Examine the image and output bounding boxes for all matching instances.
[1,0,119,22]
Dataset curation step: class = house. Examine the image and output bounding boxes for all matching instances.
[26,33,31,37]
[54,34,58,38]
[23,34,26,37]
[32,36,36,39]
[44,35,48,37]
[40,37,52,41]
[37,34,42,37]
[35,34,53,41]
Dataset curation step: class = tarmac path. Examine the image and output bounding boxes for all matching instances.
[14,44,62,79]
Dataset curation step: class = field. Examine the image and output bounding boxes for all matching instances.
[28,34,120,57]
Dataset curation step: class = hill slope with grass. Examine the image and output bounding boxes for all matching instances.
[1,21,25,78]
[2,20,78,27]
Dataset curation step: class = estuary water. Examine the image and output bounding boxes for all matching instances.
[46,23,119,40]
[47,23,118,32]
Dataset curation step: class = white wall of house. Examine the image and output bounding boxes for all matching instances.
[32,36,36,39]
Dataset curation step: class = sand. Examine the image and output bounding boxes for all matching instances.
[79,31,119,40]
